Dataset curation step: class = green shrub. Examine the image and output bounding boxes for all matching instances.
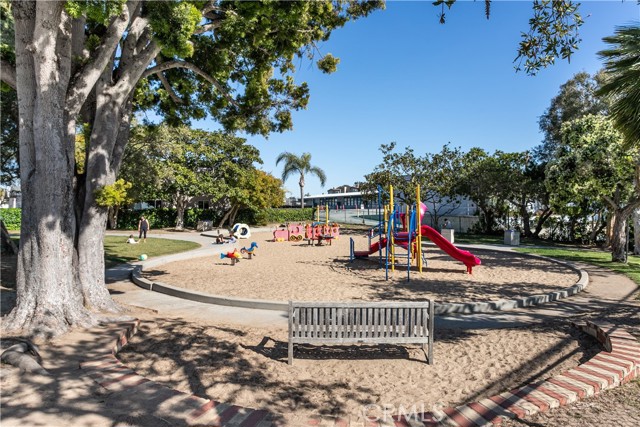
[116,207,313,229]
[0,208,21,229]
[260,208,314,224]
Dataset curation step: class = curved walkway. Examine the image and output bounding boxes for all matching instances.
[109,230,636,330]
[2,231,638,427]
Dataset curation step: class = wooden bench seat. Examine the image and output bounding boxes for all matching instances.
[288,301,434,365]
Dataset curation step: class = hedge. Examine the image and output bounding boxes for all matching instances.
[0,208,21,229]
[0,207,315,231]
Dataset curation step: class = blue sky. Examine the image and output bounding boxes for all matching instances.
[200,1,640,198]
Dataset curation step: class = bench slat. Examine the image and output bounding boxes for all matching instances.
[288,301,434,365]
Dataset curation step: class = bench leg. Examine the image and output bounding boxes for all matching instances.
[288,342,294,365]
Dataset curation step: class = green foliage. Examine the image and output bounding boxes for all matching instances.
[0,88,18,185]
[120,124,260,216]
[598,24,640,150]
[0,208,20,229]
[117,208,217,229]
[259,208,315,224]
[116,206,310,229]
[514,0,583,75]
[435,0,584,75]
[535,72,609,164]
[456,148,510,233]
[95,179,133,208]
[137,0,384,136]
[0,1,14,64]
[317,53,340,73]
[276,152,326,208]
[547,115,633,208]
[65,0,126,25]
[362,142,464,227]
[147,1,201,57]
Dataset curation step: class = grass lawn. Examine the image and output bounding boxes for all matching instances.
[104,236,200,268]
[454,233,570,247]
[514,247,640,286]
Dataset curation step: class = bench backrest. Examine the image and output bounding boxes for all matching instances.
[288,301,434,344]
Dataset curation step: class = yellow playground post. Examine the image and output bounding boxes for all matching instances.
[416,184,423,273]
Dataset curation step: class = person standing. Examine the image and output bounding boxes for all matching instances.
[138,216,150,242]
[443,218,451,230]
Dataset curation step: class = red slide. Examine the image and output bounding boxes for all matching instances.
[354,237,388,258]
[420,225,481,273]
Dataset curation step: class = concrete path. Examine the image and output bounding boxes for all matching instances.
[2,230,638,427]
[107,231,639,330]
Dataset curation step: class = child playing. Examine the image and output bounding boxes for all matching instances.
[214,230,237,244]
[126,234,138,244]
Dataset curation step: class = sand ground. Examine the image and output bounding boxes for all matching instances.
[144,231,579,303]
[128,230,597,423]
[2,230,638,426]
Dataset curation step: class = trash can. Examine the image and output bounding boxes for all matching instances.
[441,228,455,243]
[504,230,520,246]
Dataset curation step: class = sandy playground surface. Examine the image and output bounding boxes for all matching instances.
[130,231,599,423]
[2,231,639,425]
[144,230,580,303]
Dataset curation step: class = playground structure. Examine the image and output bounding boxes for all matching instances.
[240,242,259,259]
[273,207,340,243]
[273,223,306,242]
[231,223,251,239]
[220,249,242,265]
[350,184,481,280]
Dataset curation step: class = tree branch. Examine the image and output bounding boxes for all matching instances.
[66,0,139,116]
[159,72,183,104]
[142,60,238,107]
[193,21,223,35]
[0,59,17,89]
[117,2,145,77]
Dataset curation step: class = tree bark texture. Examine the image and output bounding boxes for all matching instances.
[610,212,628,263]
[175,195,187,230]
[6,0,155,336]
[6,2,94,337]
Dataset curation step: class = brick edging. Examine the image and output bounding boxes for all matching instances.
[408,322,639,427]
[79,320,276,426]
[79,320,639,427]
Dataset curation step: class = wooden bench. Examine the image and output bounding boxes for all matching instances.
[288,301,434,365]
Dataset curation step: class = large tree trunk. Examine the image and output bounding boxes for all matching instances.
[608,203,640,263]
[76,78,134,312]
[5,2,94,337]
[532,207,553,238]
[519,200,532,237]
[610,212,628,263]
[175,195,187,230]
[229,204,241,225]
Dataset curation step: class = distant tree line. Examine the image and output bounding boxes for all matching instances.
[363,67,640,262]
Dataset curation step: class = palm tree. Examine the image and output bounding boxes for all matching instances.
[597,24,640,261]
[597,24,640,149]
[276,152,326,209]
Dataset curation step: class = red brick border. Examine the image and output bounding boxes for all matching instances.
[80,320,275,426]
[407,322,638,427]
[80,320,639,427]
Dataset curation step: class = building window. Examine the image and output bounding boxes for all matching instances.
[198,200,210,209]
